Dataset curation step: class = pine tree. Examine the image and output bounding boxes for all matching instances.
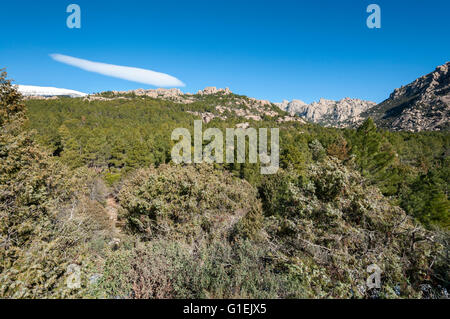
[351,118,396,184]
[0,69,25,127]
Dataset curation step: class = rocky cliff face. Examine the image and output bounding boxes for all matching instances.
[276,97,376,127]
[364,62,450,132]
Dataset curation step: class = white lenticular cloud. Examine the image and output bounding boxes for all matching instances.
[50,53,185,87]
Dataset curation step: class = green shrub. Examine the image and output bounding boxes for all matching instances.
[94,239,306,299]
[0,72,115,298]
[118,164,263,243]
[260,157,444,298]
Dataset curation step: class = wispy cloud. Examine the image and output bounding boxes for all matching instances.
[50,53,185,87]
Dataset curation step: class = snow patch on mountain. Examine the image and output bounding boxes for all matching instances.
[17,85,87,98]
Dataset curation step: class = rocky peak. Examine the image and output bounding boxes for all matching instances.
[276,97,375,127]
[364,61,450,131]
[389,62,449,101]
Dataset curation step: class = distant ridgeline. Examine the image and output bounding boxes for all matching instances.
[23,62,450,132]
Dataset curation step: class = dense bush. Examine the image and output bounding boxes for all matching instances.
[93,239,305,299]
[0,72,114,297]
[260,157,445,298]
[118,164,263,243]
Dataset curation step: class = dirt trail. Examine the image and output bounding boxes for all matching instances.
[105,196,121,233]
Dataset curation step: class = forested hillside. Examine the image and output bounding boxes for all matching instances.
[1,71,448,298]
[25,92,449,229]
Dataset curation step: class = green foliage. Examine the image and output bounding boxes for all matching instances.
[23,95,448,229]
[309,139,327,162]
[402,169,449,228]
[104,171,122,186]
[0,69,25,127]
[93,239,306,299]
[118,164,263,243]
[345,120,449,229]
[349,118,396,181]
[0,72,115,298]
[25,97,195,170]
[0,70,447,299]
[259,158,443,298]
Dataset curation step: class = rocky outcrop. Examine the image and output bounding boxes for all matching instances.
[276,98,375,127]
[276,115,305,124]
[197,87,232,95]
[97,87,233,103]
[110,88,195,103]
[277,99,308,115]
[364,62,450,131]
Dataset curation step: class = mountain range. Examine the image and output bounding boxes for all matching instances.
[277,62,449,131]
[19,62,449,131]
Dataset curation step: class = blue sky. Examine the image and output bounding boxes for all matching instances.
[1,0,449,103]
